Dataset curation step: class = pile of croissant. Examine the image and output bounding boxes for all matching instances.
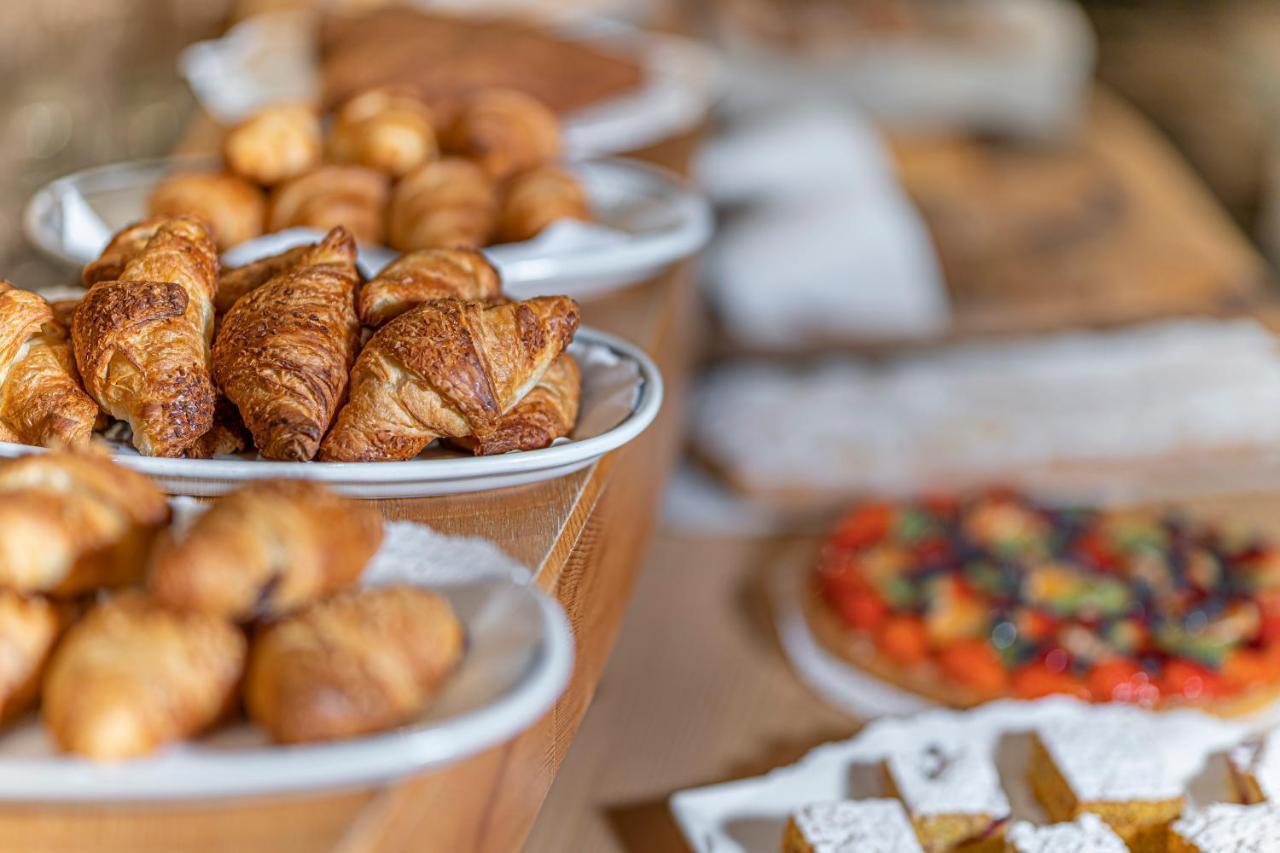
[0,449,463,761]
[0,213,581,461]
[148,86,590,253]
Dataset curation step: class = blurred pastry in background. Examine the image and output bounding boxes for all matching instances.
[496,164,589,243]
[358,247,503,329]
[0,592,70,727]
[267,165,390,245]
[223,102,323,186]
[328,87,438,178]
[441,88,561,180]
[147,171,267,250]
[387,158,497,251]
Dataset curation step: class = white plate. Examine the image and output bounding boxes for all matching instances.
[0,328,662,498]
[0,515,575,801]
[24,156,712,300]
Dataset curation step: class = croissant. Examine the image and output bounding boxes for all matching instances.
[318,295,579,462]
[453,353,580,455]
[0,283,98,448]
[149,479,383,620]
[246,585,463,744]
[42,592,245,761]
[358,248,502,329]
[0,592,69,725]
[386,158,497,252]
[72,217,218,457]
[81,218,163,288]
[268,165,389,245]
[329,87,437,178]
[496,165,590,244]
[147,171,266,250]
[0,451,169,595]
[213,227,361,461]
[223,102,323,186]
[441,89,562,180]
[216,243,311,316]
[183,396,249,459]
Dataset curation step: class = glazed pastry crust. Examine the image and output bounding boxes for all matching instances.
[223,102,323,186]
[454,353,579,455]
[329,87,437,178]
[441,89,561,180]
[72,217,219,457]
[268,165,389,245]
[496,164,589,244]
[213,227,362,461]
[246,585,463,744]
[216,243,311,316]
[147,171,266,250]
[0,283,98,448]
[0,592,69,725]
[318,295,579,462]
[387,158,497,252]
[149,479,383,621]
[358,248,502,329]
[0,451,169,595]
[42,592,245,761]
[81,218,164,288]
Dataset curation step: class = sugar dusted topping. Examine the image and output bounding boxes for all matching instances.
[1173,803,1280,850]
[791,800,923,853]
[1007,815,1126,853]
[1037,711,1182,802]
[885,740,1010,817]
[1230,731,1280,803]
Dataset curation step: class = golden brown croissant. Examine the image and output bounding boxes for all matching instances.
[183,395,249,459]
[0,283,98,448]
[213,227,362,461]
[318,295,579,462]
[246,585,463,744]
[147,171,266,251]
[81,218,164,288]
[149,479,383,620]
[496,164,589,244]
[453,353,580,455]
[386,158,497,252]
[42,592,245,761]
[267,165,389,245]
[441,88,562,180]
[358,248,502,329]
[216,243,311,317]
[0,592,70,725]
[223,102,323,186]
[72,217,219,457]
[0,450,169,595]
[329,87,438,178]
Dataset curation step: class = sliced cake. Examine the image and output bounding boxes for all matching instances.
[782,799,923,853]
[1227,730,1280,805]
[882,741,1009,852]
[1006,814,1127,852]
[1169,803,1280,852]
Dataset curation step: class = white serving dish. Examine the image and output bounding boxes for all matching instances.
[0,515,575,802]
[24,155,712,300]
[0,327,662,498]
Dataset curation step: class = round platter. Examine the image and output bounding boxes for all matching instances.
[0,327,662,498]
[23,155,712,300]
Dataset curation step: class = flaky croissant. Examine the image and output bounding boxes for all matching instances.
[358,248,502,329]
[147,171,266,251]
[81,218,163,288]
[441,89,561,180]
[329,87,437,178]
[213,227,361,461]
[43,592,245,761]
[183,395,249,459]
[386,158,497,252]
[149,479,383,621]
[0,592,70,725]
[0,283,98,448]
[496,165,589,244]
[223,102,323,186]
[453,353,580,455]
[318,295,579,462]
[216,243,310,316]
[268,165,390,245]
[72,216,218,457]
[0,451,169,595]
[246,585,463,744]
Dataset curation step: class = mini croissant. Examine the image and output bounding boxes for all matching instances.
[319,295,579,462]
[213,227,361,461]
[81,218,163,288]
[246,585,463,744]
[223,102,323,186]
[216,243,311,316]
[147,171,266,250]
[72,216,219,457]
[386,158,497,252]
[0,283,98,448]
[496,165,589,244]
[43,592,245,760]
[329,87,437,178]
[149,479,382,621]
[268,165,389,245]
[441,89,561,180]
[358,248,502,329]
[454,353,580,456]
